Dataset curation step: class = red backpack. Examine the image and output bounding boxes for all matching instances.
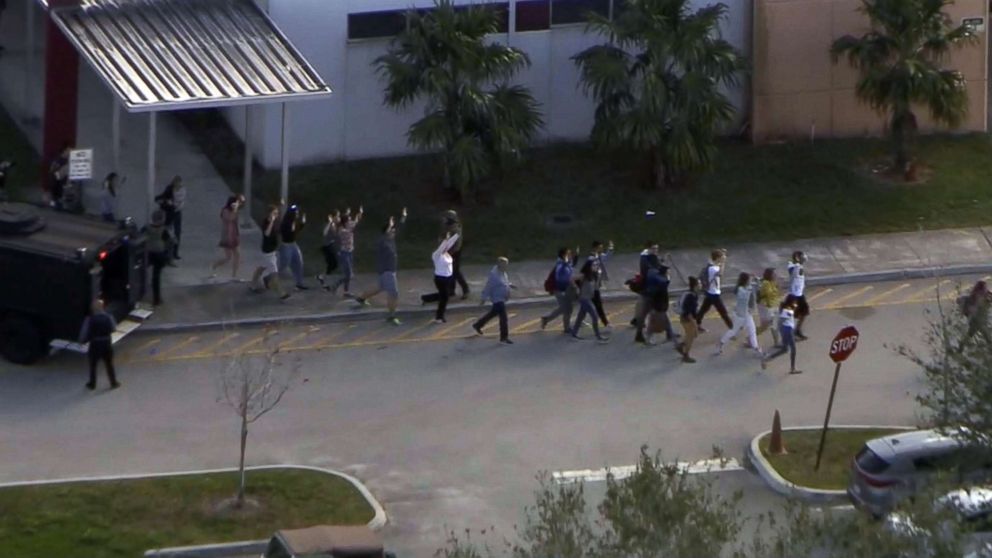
[544,265,557,294]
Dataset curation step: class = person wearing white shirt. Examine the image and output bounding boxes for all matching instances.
[715,272,764,358]
[762,297,802,374]
[787,251,810,340]
[421,232,460,323]
[695,249,733,330]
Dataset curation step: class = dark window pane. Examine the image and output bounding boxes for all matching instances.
[552,0,610,24]
[348,10,407,40]
[516,0,550,31]
[855,447,890,475]
[455,2,510,33]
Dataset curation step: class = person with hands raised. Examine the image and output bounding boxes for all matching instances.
[355,207,407,325]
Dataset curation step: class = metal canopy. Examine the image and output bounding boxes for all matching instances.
[49,0,332,113]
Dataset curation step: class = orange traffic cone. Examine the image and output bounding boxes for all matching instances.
[769,410,787,455]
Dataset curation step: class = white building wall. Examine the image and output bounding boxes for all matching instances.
[230,0,752,170]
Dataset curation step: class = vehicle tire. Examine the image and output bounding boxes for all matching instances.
[0,202,45,235]
[0,315,46,364]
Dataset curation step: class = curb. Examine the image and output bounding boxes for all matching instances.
[748,425,915,504]
[0,464,387,558]
[140,263,992,334]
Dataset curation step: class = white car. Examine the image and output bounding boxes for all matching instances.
[885,486,992,556]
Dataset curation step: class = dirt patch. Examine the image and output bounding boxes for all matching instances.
[862,160,933,186]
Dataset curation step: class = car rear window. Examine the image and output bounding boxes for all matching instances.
[855,446,890,474]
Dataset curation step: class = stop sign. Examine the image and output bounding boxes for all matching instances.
[829,326,860,363]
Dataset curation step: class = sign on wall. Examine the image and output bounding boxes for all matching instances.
[68,149,93,181]
[963,17,985,32]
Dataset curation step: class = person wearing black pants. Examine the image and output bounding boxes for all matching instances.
[144,210,171,305]
[696,249,733,331]
[154,176,186,260]
[79,299,120,390]
[421,232,461,323]
[443,211,469,299]
[473,257,514,344]
[588,240,613,327]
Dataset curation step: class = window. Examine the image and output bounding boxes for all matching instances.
[551,0,610,24]
[347,10,408,40]
[456,2,510,33]
[855,447,890,475]
[516,0,550,31]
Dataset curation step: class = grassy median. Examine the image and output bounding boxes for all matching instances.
[0,468,374,558]
[759,428,906,490]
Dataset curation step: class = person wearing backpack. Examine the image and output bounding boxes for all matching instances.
[629,241,659,327]
[675,277,701,363]
[540,247,578,334]
[696,249,733,331]
[643,261,676,345]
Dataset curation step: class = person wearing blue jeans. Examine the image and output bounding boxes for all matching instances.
[570,261,609,343]
[762,296,802,374]
[473,257,514,344]
[540,247,578,334]
[330,206,363,297]
[278,204,307,290]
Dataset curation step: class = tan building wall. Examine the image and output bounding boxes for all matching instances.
[752,0,988,141]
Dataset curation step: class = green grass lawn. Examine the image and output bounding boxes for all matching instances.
[179,108,992,272]
[0,103,39,201]
[759,428,906,490]
[0,468,375,558]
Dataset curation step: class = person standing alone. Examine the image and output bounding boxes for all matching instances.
[79,299,120,390]
[473,257,515,344]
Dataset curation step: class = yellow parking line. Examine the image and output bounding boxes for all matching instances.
[607,302,637,324]
[135,338,162,352]
[820,286,873,309]
[305,324,357,349]
[427,317,475,340]
[278,331,314,350]
[862,283,910,306]
[189,332,240,357]
[805,288,833,303]
[511,317,544,334]
[393,319,439,341]
[905,280,951,302]
[150,335,199,359]
[226,332,276,355]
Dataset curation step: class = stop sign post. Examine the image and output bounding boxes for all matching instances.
[814,326,861,471]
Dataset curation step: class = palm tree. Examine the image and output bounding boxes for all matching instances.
[831,0,976,177]
[375,0,543,201]
[573,0,744,189]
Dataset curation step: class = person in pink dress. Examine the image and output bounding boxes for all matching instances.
[211,195,244,280]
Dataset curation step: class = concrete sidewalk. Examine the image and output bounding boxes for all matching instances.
[144,226,992,331]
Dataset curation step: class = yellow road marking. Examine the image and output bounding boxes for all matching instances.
[427,317,476,340]
[278,331,314,350]
[393,319,439,341]
[905,280,951,302]
[135,338,162,352]
[862,283,910,306]
[473,312,519,336]
[305,324,357,349]
[805,288,833,303]
[227,332,276,355]
[189,332,240,357]
[606,302,637,324]
[150,335,199,359]
[820,286,873,309]
[511,317,543,334]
